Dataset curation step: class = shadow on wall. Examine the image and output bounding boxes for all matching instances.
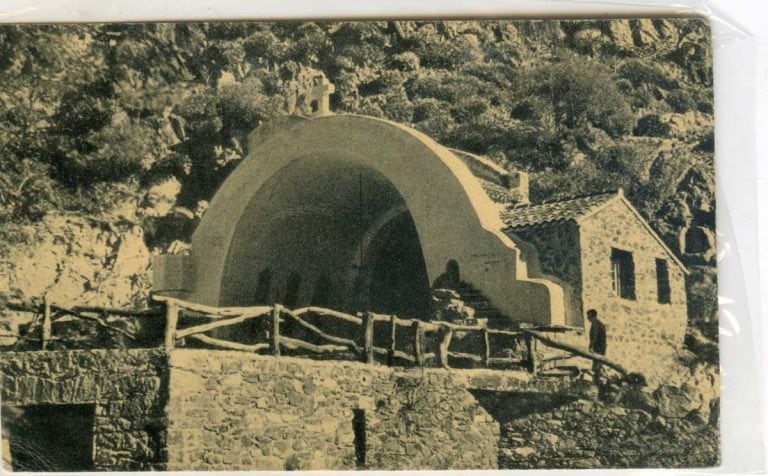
[469,390,579,425]
[468,390,580,468]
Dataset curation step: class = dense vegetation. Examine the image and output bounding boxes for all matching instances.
[0,20,715,337]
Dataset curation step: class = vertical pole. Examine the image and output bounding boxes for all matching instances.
[41,296,52,350]
[388,314,397,366]
[271,304,282,357]
[363,312,375,364]
[412,320,424,367]
[525,333,539,375]
[482,328,490,367]
[164,299,179,350]
[438,325,453,369]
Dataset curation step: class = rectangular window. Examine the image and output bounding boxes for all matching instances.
[656,258,671,304]
[352,409,366,468]
[611,248,636,300]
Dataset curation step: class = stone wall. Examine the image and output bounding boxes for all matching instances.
[0,349,169,471]
[1,347,715,471]
[580,200,688,383]
[509,221,584,327]
[496,395,718,468]
[165,350,499,471]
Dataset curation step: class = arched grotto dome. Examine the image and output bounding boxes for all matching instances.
[183,114,565,326]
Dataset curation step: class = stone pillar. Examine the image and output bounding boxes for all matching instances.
[508,171,530,205]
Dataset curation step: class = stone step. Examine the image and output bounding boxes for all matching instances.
[446,281,511,323]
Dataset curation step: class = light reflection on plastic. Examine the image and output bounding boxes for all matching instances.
[716,235,730,262]
[718,307,740,337]
[0,6,39,18]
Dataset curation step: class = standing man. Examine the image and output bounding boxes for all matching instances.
[587,309,607,389]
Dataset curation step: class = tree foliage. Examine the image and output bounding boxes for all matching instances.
[0,20,713,243]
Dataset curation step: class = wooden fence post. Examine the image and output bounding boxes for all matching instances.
[271,304,282,357]
[41,296,52,350]
[363,312,375,364]
[482,328,490,367]
[525,333,539,375]
[412,320,424,367]
[437,325,453,369]
[387,314,397,366]
[164,300,179,350]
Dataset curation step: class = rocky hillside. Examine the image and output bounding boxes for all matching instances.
[0,19,715,339]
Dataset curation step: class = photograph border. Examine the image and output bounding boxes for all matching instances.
[0,0,763,474]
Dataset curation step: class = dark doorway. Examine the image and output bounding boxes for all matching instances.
[283,272,303,309]
[311,274,333,307]
[366,213,431,320]
[3,404,95,472]
[254,268,273,304]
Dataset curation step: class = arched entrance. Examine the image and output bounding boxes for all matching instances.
[357,210,431,319]
[219,158,431,319]
[188,114,564,326]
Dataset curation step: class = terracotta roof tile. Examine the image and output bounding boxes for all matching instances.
[501,191,618,229]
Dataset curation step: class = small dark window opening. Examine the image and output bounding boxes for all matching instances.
[311,274,333,308]
[432,259,461,290]
[283,272,302,309]
[254,268,273,305]
[3,404,95,472]
[656,258,671,304]
[611,248,636,300]
[352,409,366,468]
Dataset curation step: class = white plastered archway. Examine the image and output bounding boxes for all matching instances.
[189,114,565,325]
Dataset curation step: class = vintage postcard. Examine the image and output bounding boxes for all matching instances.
[0,19,717,471]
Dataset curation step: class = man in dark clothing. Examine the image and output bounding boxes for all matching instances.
[588,309,607,355]
[587,309,607,390]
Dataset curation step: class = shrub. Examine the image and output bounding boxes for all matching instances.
[534,59,635,137]
[666,89,697,114]
[616,59,679,90]
[634,114,671,137]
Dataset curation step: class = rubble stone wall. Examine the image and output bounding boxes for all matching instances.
[580,200,688,383]
[509,221,584,327]
[0,349,169,471]
[165,350,500,471]
[497,396,718,468]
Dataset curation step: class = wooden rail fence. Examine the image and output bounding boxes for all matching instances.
[151,295,541,371]
[1,295,630,377]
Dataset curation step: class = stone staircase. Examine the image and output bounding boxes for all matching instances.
[453,281,510,328]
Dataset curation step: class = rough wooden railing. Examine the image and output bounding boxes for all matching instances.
[2,296,633,380]
[152,295,539,371]
[523,329,629,376]
[3,298,161,349]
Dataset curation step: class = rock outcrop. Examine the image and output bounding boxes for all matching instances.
[498,392,719,468]
[0,214,153,344]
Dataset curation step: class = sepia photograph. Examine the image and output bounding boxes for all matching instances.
[0,19,717,471]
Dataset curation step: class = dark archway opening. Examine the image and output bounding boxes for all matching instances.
[3,404,95,472]
[221,159,433,320]
[365,212,431,320]
[254,268,273,305]
[311,274,333,307]
[283,272,303,309]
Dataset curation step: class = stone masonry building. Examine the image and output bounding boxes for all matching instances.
[503,190,689,376]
